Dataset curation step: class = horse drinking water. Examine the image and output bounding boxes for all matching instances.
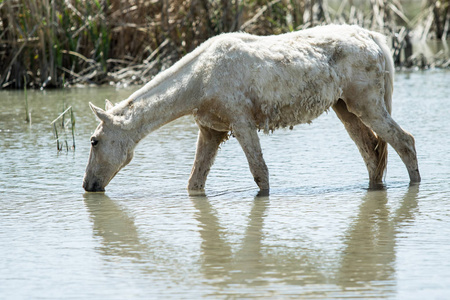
[83,24,421,193]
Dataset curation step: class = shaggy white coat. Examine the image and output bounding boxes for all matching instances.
[83,24,421,193]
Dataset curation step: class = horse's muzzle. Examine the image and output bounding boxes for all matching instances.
[82,179,105,192]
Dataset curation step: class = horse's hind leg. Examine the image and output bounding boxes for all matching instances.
[333,100,385,185]
[188,125,228,191]
[345,99,421,184]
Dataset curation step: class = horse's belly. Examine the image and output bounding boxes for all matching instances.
[254,94,337,132]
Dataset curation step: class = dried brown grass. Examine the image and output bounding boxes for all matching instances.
[0,0,448,89]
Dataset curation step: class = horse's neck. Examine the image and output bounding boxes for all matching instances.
[120,67,202,142]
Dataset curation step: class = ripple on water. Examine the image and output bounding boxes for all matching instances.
[1,71,450,298]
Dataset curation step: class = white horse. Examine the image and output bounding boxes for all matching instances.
[83,24,421,193]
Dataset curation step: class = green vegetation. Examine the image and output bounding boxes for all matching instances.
[1,0,449,89]
[51,105,75,151]
[24,75,30,122]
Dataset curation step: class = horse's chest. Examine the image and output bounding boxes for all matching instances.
[193,109,231,132]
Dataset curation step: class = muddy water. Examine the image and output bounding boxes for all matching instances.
[1,71,449,299]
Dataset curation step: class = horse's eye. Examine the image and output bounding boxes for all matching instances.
[91,138,99,147]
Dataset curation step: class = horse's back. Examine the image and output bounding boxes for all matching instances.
[198,25,389,131]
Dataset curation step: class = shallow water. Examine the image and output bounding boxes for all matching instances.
[1,70,449,299]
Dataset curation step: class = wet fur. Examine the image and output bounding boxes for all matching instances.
[83,24,420,193]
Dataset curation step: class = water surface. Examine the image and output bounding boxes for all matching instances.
[1,71,449,299]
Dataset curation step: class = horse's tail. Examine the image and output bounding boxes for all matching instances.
[371,32,394,180]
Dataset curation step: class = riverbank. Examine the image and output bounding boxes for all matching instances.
[1,0,449,89]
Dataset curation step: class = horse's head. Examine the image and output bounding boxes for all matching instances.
[83,101,136,192]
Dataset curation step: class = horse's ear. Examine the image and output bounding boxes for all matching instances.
[105,99,114,110]
[89,102,112,124]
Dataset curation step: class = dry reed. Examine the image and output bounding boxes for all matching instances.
[51,105,75,151]
[1,0,449,89]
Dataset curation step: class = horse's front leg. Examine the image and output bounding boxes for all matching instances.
[188,125,228,192]
[232,120,270,194]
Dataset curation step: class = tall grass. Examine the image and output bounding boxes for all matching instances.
[24,75,30,123]
[1,0,449,89]
[51,106,75,151]
[1,0,113,88]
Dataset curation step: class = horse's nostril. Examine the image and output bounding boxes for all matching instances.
[83,180,105,192]
[93,183,105,192]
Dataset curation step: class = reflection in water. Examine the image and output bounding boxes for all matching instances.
[82,193,193,286]
[192,195,326,294]
[192,196,233,279]
[2,72,449,298]
[192,187,419,297]
[82,186,419,298]
[336,186,419,296]
[83,193,146,262]
[337,188,396,292]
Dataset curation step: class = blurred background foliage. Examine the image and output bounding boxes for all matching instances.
[1,0,449,89]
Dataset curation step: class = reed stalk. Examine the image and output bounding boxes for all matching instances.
[1,0,449,90]
[70,107,76,150]
[24,75,30,123]
[51,106,75,151]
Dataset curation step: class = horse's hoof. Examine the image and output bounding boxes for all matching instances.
[187,189,206,197]
[257,189,270,197]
